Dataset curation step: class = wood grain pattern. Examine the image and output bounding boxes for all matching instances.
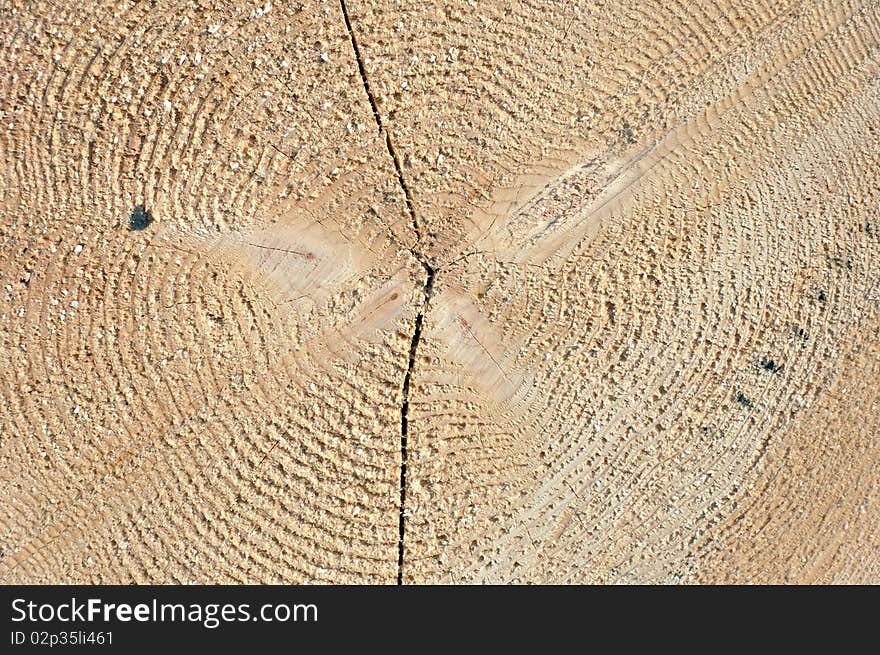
[1,0,878,583]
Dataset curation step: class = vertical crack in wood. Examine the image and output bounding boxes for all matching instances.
[339,0,425,253]
[339,0,438,584]
[398,267,435,584]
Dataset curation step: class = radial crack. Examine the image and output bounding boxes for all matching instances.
[339,0,424,251]
[339,0,437,585]
[398,266,435,584]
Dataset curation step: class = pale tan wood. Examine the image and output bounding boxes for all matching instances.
[1,0,878,583]
[0,0,421,583]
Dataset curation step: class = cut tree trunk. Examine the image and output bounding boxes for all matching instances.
[1,0,878,583]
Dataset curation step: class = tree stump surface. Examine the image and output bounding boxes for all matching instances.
[1,0,878,583]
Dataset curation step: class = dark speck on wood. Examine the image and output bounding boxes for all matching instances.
[735,391,753,408]
[130,205,153,231]
[760,357,783,373]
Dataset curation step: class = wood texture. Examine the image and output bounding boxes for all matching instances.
[1,0,878,583]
